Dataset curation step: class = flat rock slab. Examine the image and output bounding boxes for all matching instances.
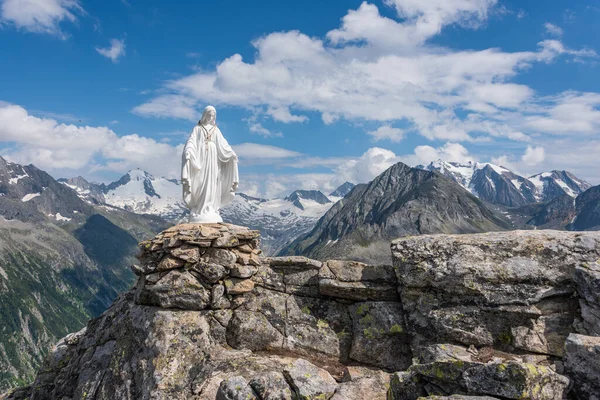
[283,359,338,400]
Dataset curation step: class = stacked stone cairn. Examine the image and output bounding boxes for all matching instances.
[8,227,600,400]
[134,223,263,311]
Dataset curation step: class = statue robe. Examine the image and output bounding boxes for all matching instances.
[181,125,238,222]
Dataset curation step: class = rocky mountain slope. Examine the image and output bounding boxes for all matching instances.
[282,162,512,264]
[329,181,355,197]
[571,184,600,230]
[220,189,339,255]
[421,160,590,206]
[6,226,600,399]
[0,157,167,392]
[496,183,600,231]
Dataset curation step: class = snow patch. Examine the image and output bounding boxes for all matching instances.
[510,179,523,191]
[21,193,41,202]
[9,174,28,184]
[555,179,577,197]
[48,213,72,222]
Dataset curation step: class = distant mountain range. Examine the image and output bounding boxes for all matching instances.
[61,169,356,255]
[419,160,591,206]
[58,160,597,258]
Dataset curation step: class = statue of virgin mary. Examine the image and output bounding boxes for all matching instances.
[181,106,239,223]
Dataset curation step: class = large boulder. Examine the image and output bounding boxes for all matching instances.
[391,231,600,356]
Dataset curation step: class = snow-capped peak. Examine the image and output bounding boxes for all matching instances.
[528,170,591,200]
[127,168,154,181]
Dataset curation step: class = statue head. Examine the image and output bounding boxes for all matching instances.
[199,106,217,125]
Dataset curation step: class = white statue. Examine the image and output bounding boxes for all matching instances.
[182,106,239,223]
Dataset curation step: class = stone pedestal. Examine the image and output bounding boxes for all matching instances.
[134,223,261,310]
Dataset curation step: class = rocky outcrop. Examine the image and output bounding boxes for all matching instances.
[6,228,600,399]
[391,231,600,400]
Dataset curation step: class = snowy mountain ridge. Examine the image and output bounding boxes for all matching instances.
[60,164,591,253]
[420,159,590,207]
[60,170,351,255]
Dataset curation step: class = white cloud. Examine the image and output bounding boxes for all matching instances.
[132,1,597,147]
[266,106,308,123]
[238,147,405,198]
[132,95,198,120]
[412,142,474,165]
[521,145,545,165]
[241,172,338,199]
[233,143,301,160]
[0,103,181,179]
[544,22,563,37]
[248,121,282,138]
[490,139,600,184]
[96,38,126,63]
[335,147,402,184]
[525,92,600,134]
[368,125,405,142]
[0,0,83,37]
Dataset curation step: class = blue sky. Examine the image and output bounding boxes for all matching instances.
[0,0,599,197]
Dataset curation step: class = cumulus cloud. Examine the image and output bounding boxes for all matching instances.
[248,121,282,138]
[96,38,126,63]
[412,142,474,165]
[132,1,597,146]
[267,106,308,123]
[544,22,563,37]
[0,103,181,179]
[335,147,402,184]
[237,147,405,198]
[521,145,545,165]
[0,0,83,37]
[368,125,405,142]
[525,92,600,134]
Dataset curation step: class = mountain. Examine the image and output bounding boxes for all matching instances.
[0,157,167,392]
[504,195,577,230]
[421,160,589,207]
[571,184,600,230]
[284,189,331,209]
[57,176,106,204]
[220,190,336,255]
[63,170,348,256]
[529,170,591,201]
[329,181,355,197]
[101,169,186,222]
[494,183,600,232]
[281,162,511,264]
[60,170,187,222]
